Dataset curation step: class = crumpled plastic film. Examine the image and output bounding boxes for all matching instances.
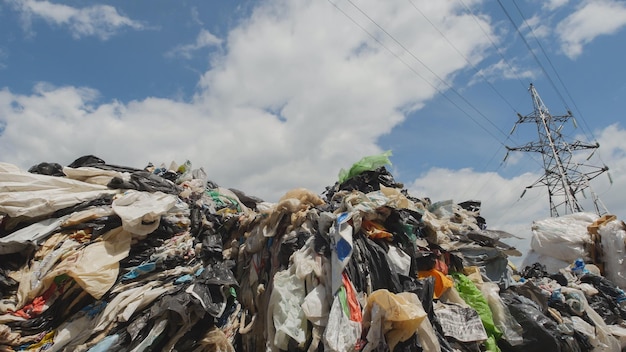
[323,294,361,352]
[338,150,392,184]
[530,212,598,262]
[267,268,307,350]
[0,168,117,218]
[598,218,626,289]
[362,289,427,351]
[112,190,177,238]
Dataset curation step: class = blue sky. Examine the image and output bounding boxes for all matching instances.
[1,0,626,259]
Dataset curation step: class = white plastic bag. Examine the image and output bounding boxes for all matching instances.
[323,295,361,352]
[561,287,620,352]
[268,269,307,350]
[530,212,598,262]
[599,219,626,289]
[0,165,117,218]
[112,190,177,238]
[480,282,523,346]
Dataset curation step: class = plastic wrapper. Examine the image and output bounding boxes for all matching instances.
[324,294,361,352]
[112,190,177,237]
[598,218,626,289]
[362,289,427,351]
[338,150,392,183]
[267,269,307,350]
[530,212,598,262]
[433,302,488,343]
[479,281,523,346]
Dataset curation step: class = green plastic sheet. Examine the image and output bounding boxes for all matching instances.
[338,151,392,183]
[452,272,502,352]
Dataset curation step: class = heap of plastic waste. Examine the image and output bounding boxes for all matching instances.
[1,153,626,352]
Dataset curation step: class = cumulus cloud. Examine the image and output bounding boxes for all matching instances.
[520,14,551,38]
[543,0,570,11]
[556,0,626,59]
[470,58,536,85]
[5,0,145,39]
[0,0,495,200]
[166,29,222,59]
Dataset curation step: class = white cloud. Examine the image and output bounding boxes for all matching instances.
[556,0,626,59]
[543,0,569,11]
[470,59,536,85]
[166,29,222,59]
[0,0,496,201]
[0,48,7,70]
[190,7,203,26]
[6,0,145,39]
[520,14,551,38]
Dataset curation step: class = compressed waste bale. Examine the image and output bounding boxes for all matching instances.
[530,212,598,262]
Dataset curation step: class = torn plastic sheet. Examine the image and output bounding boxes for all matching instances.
[434,302,488,343]
[268,268,307,350]
[0,168,118,219]
[330,212,353,295]
[324,294,361,352]
[0,215,68,254]
[112,190,177,237]
[362,289,427,351]
[530,212,598,262]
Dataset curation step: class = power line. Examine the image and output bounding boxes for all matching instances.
[511,0,600,146]
[457,0,529,91]
[344,0,513,141]
[495,0,571,117]
[326,0,509,145]
[407,0,519,115]
[334,0,548,204]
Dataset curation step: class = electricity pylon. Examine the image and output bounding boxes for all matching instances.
[505,84,610,217]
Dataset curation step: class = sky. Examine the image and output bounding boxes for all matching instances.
[1,0,625,264]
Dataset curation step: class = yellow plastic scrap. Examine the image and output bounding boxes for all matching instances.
[363,289,427,350]
[361,219,393,240]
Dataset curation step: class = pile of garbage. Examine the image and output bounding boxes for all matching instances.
[1,153,626,351]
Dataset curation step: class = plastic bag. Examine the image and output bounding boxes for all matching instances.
[362,289,427,351]
[433,301,488,343]
[324,294,361,351]
[330,212,353,295]
[112,190,177,238]
[451,272,502,351]
[301,285,330,327]
[480,282,523,346]
[598,218,626,289]
[267,269,307,350]
[560,286,621,352]
[338,151,392,183]
[530,212,598,262]
[500,291,561,352]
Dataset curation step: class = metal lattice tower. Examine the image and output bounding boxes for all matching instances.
[506,84,610,217]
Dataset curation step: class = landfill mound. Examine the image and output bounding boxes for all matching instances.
[1,154,626,352]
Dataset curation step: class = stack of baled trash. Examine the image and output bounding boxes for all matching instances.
[1,153,626,352]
